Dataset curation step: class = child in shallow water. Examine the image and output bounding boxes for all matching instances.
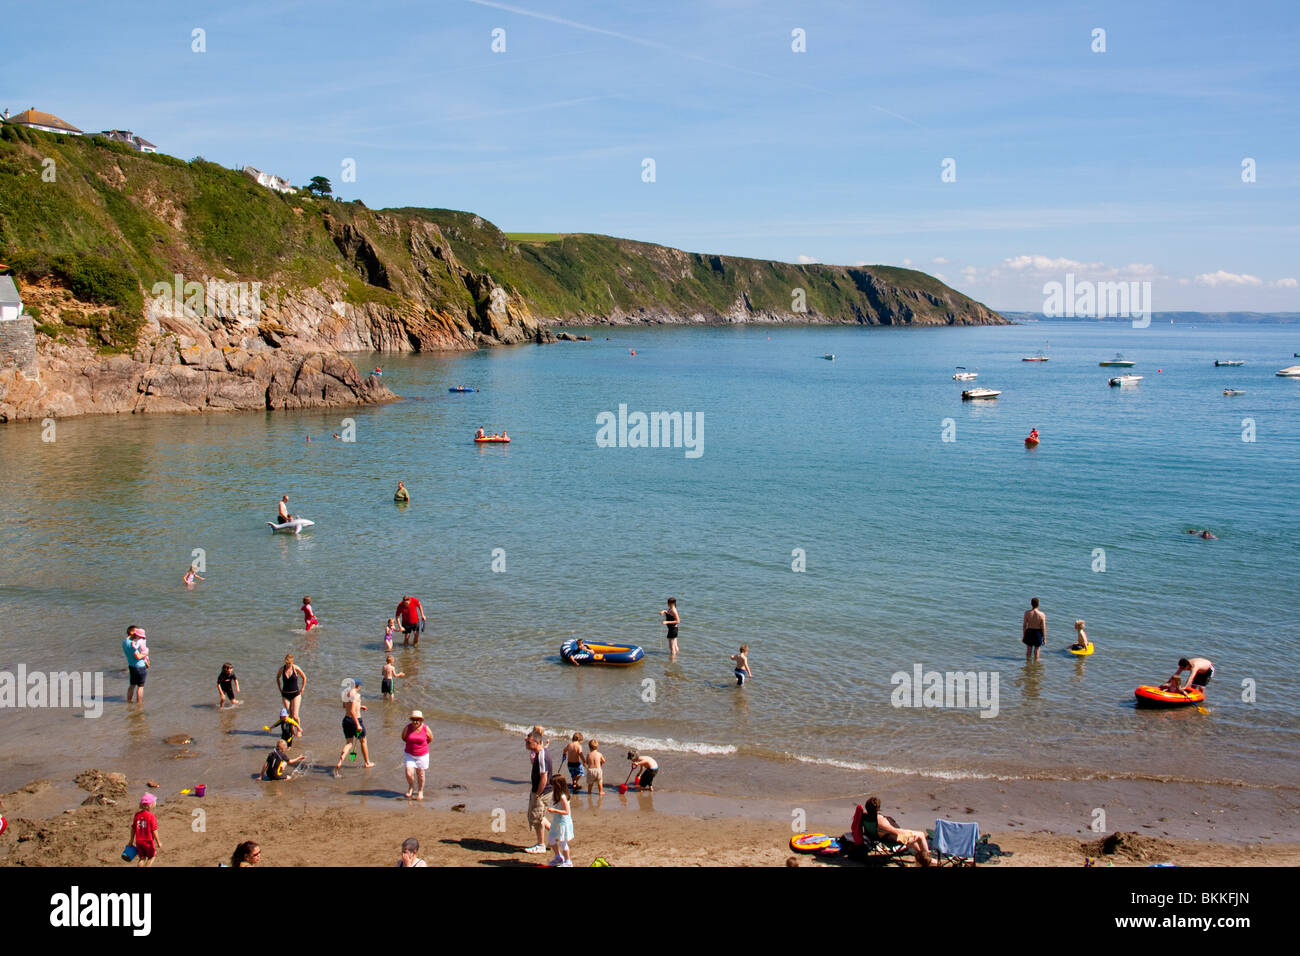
[384,618,396,651]
[1071,620,1091,651]
[302,596,318,631]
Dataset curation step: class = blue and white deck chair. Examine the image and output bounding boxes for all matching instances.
[932,819,980,866]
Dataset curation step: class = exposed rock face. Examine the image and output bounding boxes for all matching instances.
[0,286,395,422]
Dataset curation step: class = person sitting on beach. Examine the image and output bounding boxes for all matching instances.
[624,750,659,792]
[263,739,306,780]
[865,796,932,867]
[398,837,427,867]
[231,841,261,866]
[1071,620,1091,652]
[394,481,410,503]
[584,739,605,795]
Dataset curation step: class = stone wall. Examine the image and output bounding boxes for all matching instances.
[0,316,37,378]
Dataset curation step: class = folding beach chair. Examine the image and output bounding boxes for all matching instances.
[932,819,980,866]
[841,804,912,864]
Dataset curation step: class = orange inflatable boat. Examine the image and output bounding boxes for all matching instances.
[1134,685,1205,708]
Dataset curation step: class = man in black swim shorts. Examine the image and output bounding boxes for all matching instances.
[1022,596,1045,662]
[335,679,374,774]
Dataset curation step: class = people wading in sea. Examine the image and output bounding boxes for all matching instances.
[659,597,680,660]
[277,654,306,725]
[1022,596,1045,663]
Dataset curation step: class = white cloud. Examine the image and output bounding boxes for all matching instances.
[1004,254,1099,273]
[932,256,950,264]
[1275,277,1298,288]
[902,257,913,267]
[1195,270,1262,287]
[797,254,819,264]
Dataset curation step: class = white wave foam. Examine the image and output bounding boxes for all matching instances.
[502,722,736,756]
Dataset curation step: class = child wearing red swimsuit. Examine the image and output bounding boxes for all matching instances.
[302,596,319,631]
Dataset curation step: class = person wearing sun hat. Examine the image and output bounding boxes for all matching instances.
[401,710,433,799]
[129,792,161,867]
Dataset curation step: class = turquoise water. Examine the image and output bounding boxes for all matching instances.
[1,321,1297,792]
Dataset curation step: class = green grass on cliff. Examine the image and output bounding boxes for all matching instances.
[0,126,1000,343]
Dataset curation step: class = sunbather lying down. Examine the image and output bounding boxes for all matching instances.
[867,796,933,867]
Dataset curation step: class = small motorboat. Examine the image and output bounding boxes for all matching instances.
[1022,354,1050,362]
[560,639,644,666]
[952,367,978,381]
[1109,375,1143,387]
[1276,365,1300,377]
[1099,354,1136,367]
[1214,360,1245,367]
[448,386,477,393]
[1223,389,1246,396]
[1134,685,1205,709]
[268,517,315,534]
[961,387,1001,401]
[822,353,835,361]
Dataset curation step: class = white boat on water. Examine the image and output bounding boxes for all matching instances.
[953,366,978,381]
[1022,353,1049,362]
[268,517,315,534]
[1277,365,1300,377]
[1109,375,1143,387]
[961,387,1001,400]
[1224,389,1246,396]
[1214,360,1245,367]
[1099,354,1136,367]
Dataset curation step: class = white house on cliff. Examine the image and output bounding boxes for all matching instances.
[242,166,297,194]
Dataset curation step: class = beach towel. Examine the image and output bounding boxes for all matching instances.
[933,819,979,861]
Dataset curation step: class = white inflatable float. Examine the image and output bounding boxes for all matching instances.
[268,517,315,534]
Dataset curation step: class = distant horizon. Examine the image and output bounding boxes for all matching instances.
[6,0,1298,313]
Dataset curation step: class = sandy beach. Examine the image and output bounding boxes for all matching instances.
[4,764,1297,868]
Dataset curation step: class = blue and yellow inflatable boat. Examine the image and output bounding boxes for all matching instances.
[560,639,644,666]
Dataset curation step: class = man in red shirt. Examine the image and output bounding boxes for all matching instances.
[396,595,427,647]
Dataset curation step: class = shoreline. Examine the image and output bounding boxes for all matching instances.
[2,715,1295,868]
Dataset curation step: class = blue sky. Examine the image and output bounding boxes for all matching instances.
[4,0,1298,311]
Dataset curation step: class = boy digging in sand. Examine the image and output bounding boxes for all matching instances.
[624,750,659,792]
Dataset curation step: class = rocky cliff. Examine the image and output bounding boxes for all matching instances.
[0,125,1003,423]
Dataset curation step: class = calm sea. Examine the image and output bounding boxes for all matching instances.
[1,321,1297,794]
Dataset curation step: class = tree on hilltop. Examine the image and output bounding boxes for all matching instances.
[306,176,333,197]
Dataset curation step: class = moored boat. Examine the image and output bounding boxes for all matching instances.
[1276,365,1300,377]
[1214,360,1245,367]
[1109,375,1143,387]
[961,387,1001,400]
[1099,354,1136,367]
